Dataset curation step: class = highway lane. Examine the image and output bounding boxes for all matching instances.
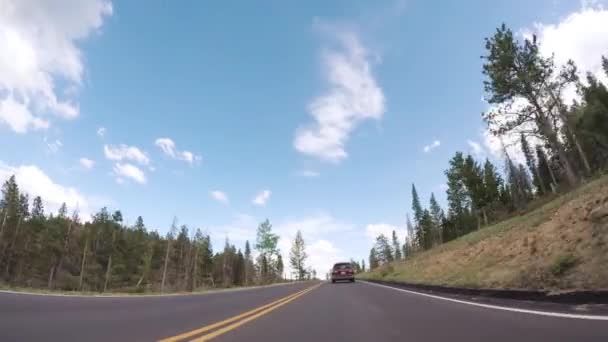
[0,282,314,342]
[216,281,608,342]
[1,280,607,341]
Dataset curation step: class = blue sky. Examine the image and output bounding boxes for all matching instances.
[1,0,608,274]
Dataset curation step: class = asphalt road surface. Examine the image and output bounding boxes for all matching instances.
[1,280,607,341]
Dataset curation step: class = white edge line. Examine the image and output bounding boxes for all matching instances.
[359,280,608,321]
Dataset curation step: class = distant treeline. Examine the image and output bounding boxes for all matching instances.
[369,24,608,269]
[0,183,294,292]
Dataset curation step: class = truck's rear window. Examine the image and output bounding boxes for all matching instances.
[333,263,352,270]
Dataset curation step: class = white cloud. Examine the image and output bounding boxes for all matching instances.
[209,213,258,245]
[104,144,150,165]
[306,239,345,276]
[155,137,201,165]
[437,183,449,192]
[210,190,229,204]
[365,223,406,242]
[293,25,385,162]
[0,162,98,219]
[467,140,485,158]
[113,163,146,184]
[0,96,49,133]
[530,4,608,88]
[423,140,441,153]
[297,170,320,177]
[79,158,94,170]
[252,190,271,206]
[44,137,63,153]
[0,0,112,133]
[97,127,106,137]
[275,213,354,239]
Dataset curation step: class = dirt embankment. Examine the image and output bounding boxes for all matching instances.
[360,176,608,291]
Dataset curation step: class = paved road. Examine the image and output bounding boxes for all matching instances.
[1,281,607,341]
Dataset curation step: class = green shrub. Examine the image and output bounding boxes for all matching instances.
[551,254,578,276]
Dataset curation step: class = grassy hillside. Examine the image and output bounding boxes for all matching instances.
[359,175,608,291]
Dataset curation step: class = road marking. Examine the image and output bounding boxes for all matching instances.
[159,284,320,342]
[189,283,321,341]
[359,280,608,321]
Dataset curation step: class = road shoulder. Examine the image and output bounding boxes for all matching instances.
[359,280,608,319]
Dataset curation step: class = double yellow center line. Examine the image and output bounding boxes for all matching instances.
[159,283,321,342]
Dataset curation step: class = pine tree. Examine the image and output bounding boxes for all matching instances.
[574,70,608,172]
[504,149,532,210]
[419,209,434,250]
[482,24,579,187]
[411,184,426,249]
[463,155,485,209]
[161,217,178,293]
[255,219,279,283]
[369,248,378,270]
[499,183,512,209]
[445,153,472,238]
[57,203,67,219]
[31,196,45,220]
[482,158,502,223]
[233,249,245,286]
[244,240,253,285]
[520,133,545,195]
[517,164,533,200]
[411,184,423,225]
[429,193,444,245]
[221,238,235,287]
[462,155,486,229]
[374,234,393,265]
[391,230,402,260]
[289,230,307,280]
[1,176,22,280]
[259,254,269,282]
[276,254,283,280]
[404,214,414,257]
[361,259,366,272]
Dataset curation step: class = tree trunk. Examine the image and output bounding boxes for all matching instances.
[103,229,116,293]
[192,246,199,291]
[183,244,191,291]
[136,243,153,290]
[244,262,248,286]
[57,219,73,277]
[103,254,112,293]
[545,160,558,193]
[531,96,578,187]
[554,142,578,187]
[16,236,29,285]
[574,136,592,176]
[79,234,89,290]
[4,216,22,278]
[552,91,593,177]
[47,264,56,289]
[161,238,171,293]
[482,208,488,226]
[534,164,547,194]
[0,210,7,245]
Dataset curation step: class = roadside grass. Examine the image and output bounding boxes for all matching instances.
[0,280,304,297]
[359,174,608,291]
